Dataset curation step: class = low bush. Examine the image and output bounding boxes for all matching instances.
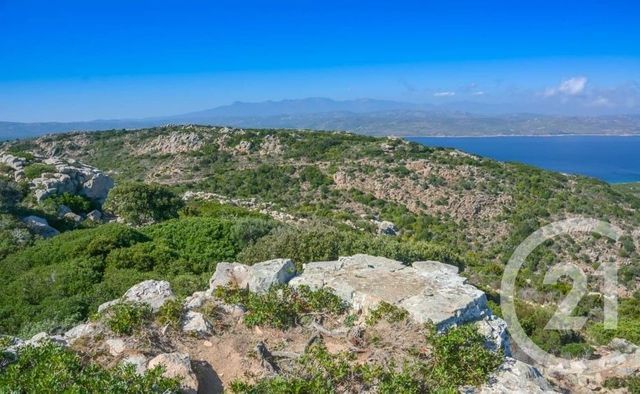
[0,342,180,392]
[0,217,276,336]
[232,324,502,393]
[237,224,465,270]
[156,299,184,330]
[104,303,152,336]
[214,284,347,329]
[22,163,56,180]
[366,302,409,325]
[103,183,184,226]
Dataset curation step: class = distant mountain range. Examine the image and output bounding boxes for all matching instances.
[2,98,640,140]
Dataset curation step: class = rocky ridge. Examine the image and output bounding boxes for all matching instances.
[3,255,558,393]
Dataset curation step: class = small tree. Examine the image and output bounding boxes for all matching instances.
[0,179,22,212]
[103,182,183,226]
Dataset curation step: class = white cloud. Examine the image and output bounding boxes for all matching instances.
[433,91,455,97]
[544,76,588,97]
[472,91,485,96]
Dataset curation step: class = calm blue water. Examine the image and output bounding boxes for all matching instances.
[407,136,640,184]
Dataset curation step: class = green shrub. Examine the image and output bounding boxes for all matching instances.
[104,303,152,335]
[237,225,464,270]
[214,284,347,329]
[232,324,501,393]
[156,299,184,330]
[604,376,640,393]
[366,302,409,325]
[45,193,93,213]
[0,342,180,392]
[427,324,504,388]
[587,297,640,345]
[0,217,276,336]
[23,163,56,180]
[0,179,23,212]
[103,183,184,225]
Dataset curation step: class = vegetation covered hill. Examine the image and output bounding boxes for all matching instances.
[1,125,640,391]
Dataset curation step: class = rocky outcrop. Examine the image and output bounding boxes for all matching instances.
[6,255,559,393]
[473,358,558,393]
[208,259,296,294]
[0,152,114,204]
[289,254,488,330]
[247,258,296,294]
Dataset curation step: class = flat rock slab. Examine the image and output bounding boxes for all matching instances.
[289,254,487,330]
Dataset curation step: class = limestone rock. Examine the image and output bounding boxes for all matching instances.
[377,220,398,236]
[183,291,212,310]
[86,209,102,222]
[475,316,511,356]
[148,352,198,393]
[247,258,296,294]
[106,338,127,356]
[63,212,82,223]
[474,358,558,393]
[80,173,114,203]
[97,299,120,314]
[122,280,175,312]
[22,215,59,238]
[181,311,213,336]
[99,280,175,313]
[208,262,250,293]
[289,254,486,330]
[0,154,26,171]
[64,323,102,343]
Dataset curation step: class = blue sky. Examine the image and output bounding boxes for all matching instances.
[1,0,639,121]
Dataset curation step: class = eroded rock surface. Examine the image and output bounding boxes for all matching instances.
[289,254,487,330]
[148,352,198,393]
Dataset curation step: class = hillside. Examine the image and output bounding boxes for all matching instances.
[1,125,640,392]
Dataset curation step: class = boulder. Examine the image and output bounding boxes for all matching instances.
[99,280,175,313]
[181,311,213,336]
[80,173,114,203]
[289,254,487,330]
[473,358,558,393]
[208,262,250,293]
[22,215,59,238]
[86,209,102,222]
[122,280,175,312]
[377,220,398,236]
[57,204,72,216]
[63,212,83,223]
[148,352,198,393]
[247,258,296,294]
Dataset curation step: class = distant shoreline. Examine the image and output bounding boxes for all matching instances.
[404,133,640,138]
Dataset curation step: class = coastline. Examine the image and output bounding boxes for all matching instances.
[403,133,640,138]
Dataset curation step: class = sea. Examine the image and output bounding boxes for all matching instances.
[407,136,640,184]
